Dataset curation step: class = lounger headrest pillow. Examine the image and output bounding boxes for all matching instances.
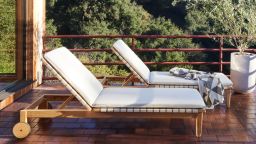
[113,39,151,83]
[44,47,103,106]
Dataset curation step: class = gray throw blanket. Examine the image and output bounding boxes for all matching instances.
[169,67,208,80]
[169,67,224,109]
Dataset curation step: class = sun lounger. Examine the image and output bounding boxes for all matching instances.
[112,40,233,108]
[12,47,206,138]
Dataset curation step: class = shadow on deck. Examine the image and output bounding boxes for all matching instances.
[0,83,256,143]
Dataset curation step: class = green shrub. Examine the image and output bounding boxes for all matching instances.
[46,0,201,76]
[0,0,15,73]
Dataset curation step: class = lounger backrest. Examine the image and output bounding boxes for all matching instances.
[44,47,103,106]
[113,39,150,83]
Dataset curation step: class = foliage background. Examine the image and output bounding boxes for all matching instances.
[1,0,255,75]
[45,0,202,76]
[0,0,15,73]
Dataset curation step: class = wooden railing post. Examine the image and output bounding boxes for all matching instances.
[219,36,223,72]
[131,37,135,49]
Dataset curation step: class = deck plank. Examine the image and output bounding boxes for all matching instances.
[0,84,256,143]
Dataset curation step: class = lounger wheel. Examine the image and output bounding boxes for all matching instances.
[13,122,31,139]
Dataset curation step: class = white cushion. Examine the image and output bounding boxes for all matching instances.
[44,47,103,106]
[113,40,150,83]
[149,71,197,85]
[149,71,233,87]
[93,88,205,108]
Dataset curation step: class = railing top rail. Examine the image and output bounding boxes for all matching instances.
[41,34,256,77]
[43,48,256,53]
[44,34,255,39]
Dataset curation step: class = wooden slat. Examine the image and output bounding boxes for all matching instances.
[25,96,46,109]
[26,109,200,119]
[57,96,75,109]
[122,73,135,86]
[99,76,108,85]
[43,94,75,101]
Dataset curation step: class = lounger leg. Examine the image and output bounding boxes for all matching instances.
[195,112,203,137]
[122,73,135,86]
[38,100,49,109]
[13,110,31,138]
[225,88,232,109]
[20,110,28,123]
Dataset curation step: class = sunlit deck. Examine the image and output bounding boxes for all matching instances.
[0,83,256,143]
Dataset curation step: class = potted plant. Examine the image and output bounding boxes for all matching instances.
[230,37,256,93]
[178,0,256,93]
[219,1,256,93]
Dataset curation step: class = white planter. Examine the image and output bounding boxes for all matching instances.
[230,52,256,93]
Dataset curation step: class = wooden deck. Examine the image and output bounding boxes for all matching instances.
[0,83,256,143]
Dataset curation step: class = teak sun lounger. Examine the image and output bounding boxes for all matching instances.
[112,40,233,108]
[12,47,206,139]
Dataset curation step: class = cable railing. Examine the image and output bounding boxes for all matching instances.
[43,35,256,81]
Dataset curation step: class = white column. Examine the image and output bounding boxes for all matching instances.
[34,0,45,85]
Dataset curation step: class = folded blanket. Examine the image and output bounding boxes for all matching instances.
[169,67,224,108]
[198,74,224,108]
[169,67,207,80]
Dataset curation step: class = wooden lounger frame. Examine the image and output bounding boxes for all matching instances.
[121,73,232,108]
[12,53,205,139]
[13,93,205,139]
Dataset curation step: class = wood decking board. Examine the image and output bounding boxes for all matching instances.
[0,84,256,143]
